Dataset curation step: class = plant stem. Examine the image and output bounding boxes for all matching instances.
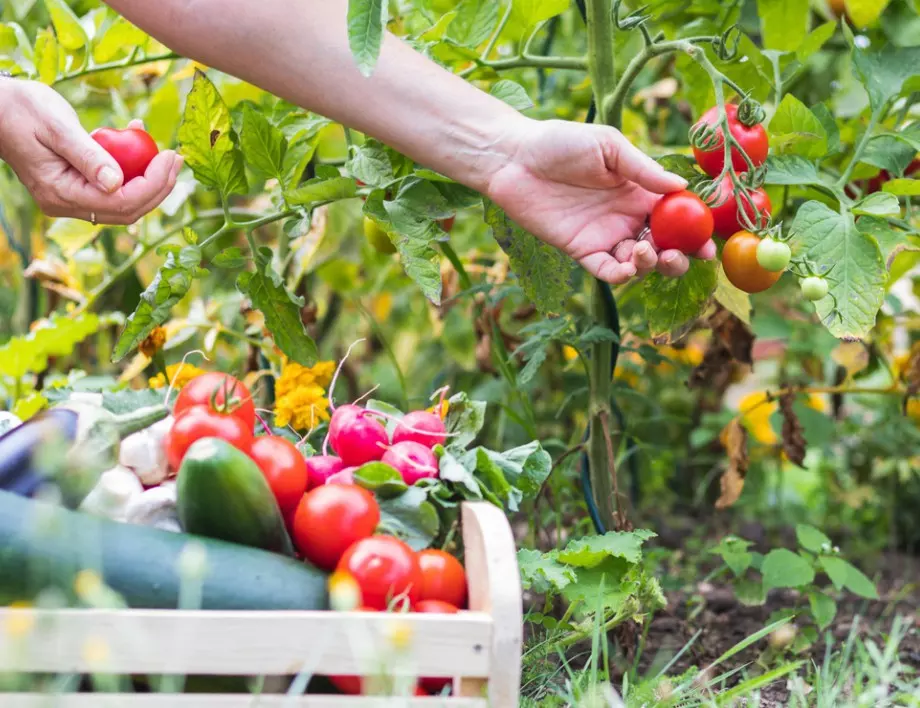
[459,54,587,78]
[480,2,513,61]
[586,0,616,125]
[838,105,885,187]
[54,52,179,85]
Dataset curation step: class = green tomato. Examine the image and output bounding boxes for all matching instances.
[801,276,829,302]
[363,216,396,254]
[755,238,791,273]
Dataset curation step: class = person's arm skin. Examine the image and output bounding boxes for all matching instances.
[0,79,182,224]
[104,0,715,283]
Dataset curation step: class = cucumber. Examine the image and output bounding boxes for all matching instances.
[177,437,294,556]
[0,490,327,610]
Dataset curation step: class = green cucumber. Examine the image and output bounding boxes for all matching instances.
[0,491,327,610]
[177,437,294,556]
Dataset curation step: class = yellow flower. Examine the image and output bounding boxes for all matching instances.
[739,391,825,445]
[563,345,579,362]
[274,384,330,431]
[149,362,207,390]
[275,360,336,398]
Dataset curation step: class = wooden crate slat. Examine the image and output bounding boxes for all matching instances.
[0,609,491,676]
[1,695,487,708]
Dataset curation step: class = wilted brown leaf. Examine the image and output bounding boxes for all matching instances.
[708,305,754,365]
[716,419,748,509]
[779,391,807,467]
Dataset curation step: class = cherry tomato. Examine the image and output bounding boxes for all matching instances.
[173,372,255,431]
[364,216,396,254]
[755,238,791,273]
[710,175,772,238]
[721,231,782,294]
[692,104,769,178]
[649,190,714,254]
[166,404,254,470]
[293,485,380,570]
[801,276,829,301]
[414,599,459,694]
[336,535,421,610]
[249,436,307,514]
[91,127,159,182]
[416,549,467,608]
[866,159,920,194]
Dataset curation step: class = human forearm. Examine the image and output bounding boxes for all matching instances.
[103,0,522,193]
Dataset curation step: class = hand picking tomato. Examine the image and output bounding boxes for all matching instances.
[173,372,255,432]
[293,485,379,570]
[721,231,782,294]
[392,410,447,448]
[166,404,254,470]
[414,599,459,694]
[649,190,714,254]
[710,175,772,238]
[91,127,159,183]
[249,436,307,514]
[692,104,768,178]
[416,549,467,608]
[336,535,421,610]
[305,455,346,489]
[328,405,389,467]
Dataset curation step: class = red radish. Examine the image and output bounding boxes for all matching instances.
[306,455,346,489]
[325,467,356,485]
[392,411,447,448]
[328,404,388,467]
[381,441,439,485]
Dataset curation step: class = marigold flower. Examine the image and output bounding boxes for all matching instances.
[275,360,336,398]
[149,362,207,390]
[274,384,330,431]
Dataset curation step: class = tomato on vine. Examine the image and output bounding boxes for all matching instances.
[91,127,159,182]
[165,405,254,470]
[801,276,830,302]
[173,372,255,431]
[649,190,714,254]
[692,104,769,178]
[710,175,772,238]
[755,238,791,273]
[721,231,782,294]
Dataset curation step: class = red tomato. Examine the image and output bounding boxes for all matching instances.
[293,485,380,570]
[721,231,782,294]
[414,599,459,694]
[439,216,455,232]
[692,104,769,178]
[649,190,714,254]
[173,372,255,432]
[337,536,421,610]
[710,175,772,238]
[866,158,920,194]
[416,549,467,608]
[249,436,307,514]
[166,404,254,470]
[91,127,159,182]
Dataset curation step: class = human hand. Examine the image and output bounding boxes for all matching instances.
[486,118,716,284]
[0,79,182,225]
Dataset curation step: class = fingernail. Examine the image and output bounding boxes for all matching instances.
[635,242,650,257]
[661,253,676,266]
[97,166,120,192]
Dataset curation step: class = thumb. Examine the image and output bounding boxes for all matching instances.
[603,130,687,195]
[52,121,124,193]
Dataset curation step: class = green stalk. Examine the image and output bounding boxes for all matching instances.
[586,0,617,125]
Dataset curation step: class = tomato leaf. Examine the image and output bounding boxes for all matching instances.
[714,269,752,325]
[644,261,718,342]
[757,0,809,54]
[850,42,920,113]
[33,27,58,84]
[345,140,394,189]
[48,219,101,257]
[447,0,498,47]
[883,178,920,196]
[240,104,287,182]
[483,198,573,315]
[852,192,901,217]
[490,80,534,111]
[764,155,830,188]
[93,16,147,62]
[0,314,100,380]
[796,21,836,64]
[769,95,828,159]
[284,177,357,206]
[212,247,248,269]
[845,0,892,29]
[177,71,248,198]
[42,0,87,51]
[761,549,815,590]
[347,0,387,77]
[509,0,570,34]
[236,260,317,366]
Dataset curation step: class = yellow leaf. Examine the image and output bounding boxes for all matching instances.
[844,0,891,28]
[93,17,146,62]
[48,219,101,257]
[43,0,88,51]
[34,28,58,85]
[831,342,869,376]
[12,392,48,421]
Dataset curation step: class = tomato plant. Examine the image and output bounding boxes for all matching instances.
[91,127,159,182]
[292,485,380,570]
[165,404,254,470]
[649,190,713,254]
[755,238,792,273]
[336,535,421,610]
[692,104,768,178]
[709,176,772,238]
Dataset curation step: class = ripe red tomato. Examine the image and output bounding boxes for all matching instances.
[166,404,254,470]
[91,127,159,182]
[293,485,380,570]
[336,536,421,610]
[173,372,255,432]
[710,175,772,238]
[721,231,783,294]
[249,436,308,514]
[416,549,467,608]
[692,104,769,178]
[649,190,714,254]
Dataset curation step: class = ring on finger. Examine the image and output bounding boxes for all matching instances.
[90,211,97,226]
[635,226,651,243]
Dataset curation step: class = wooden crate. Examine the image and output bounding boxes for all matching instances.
[0,503,522,707]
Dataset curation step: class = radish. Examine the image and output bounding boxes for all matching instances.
[392,410,447,448]
[325,467,356,485]
[382,441,439,485]
[328,405,388,466]
[305,455,346,489]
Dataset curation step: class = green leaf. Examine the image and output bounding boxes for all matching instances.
[851,43,920,113]
[757,0,808,53]
[808,591,837,630]
[734,577,767,606]
[811,103,841,156]
[469,447,520,509]
[284,176,357,206]
[517,548,575,594]
[862,136,916,175]
[789,201,886,339]
[883,178,920,196]
[447,0,499,47]
[856,216,918,269]
[347,0,386,77]
[177,71,248,198]
[12,391,47,421]
[102,387,167,415]
[483,198,573,315]
[377,487,439,551]
[33,27,58,84]
[769,95,827,159]
[113,254,196,362]
[345,141,393,188]
[236,262,317,366]
[834,558,878,599]
[444,391,487,450]
[819,555,849,590]
[644,260,717,341]
[478,440,551,500]
[48,219,101,257]
[240,104,286,181]
[509,0,570,31]
[797,22,836,64]
[43,0,87,50]
[711,536,754,577]
[178,245,201,270]
[212,247,248,269]
[281,135,318,189]
[93,16,147,62]
[852,192,901,217]
[764,155,829,188]
[656,154,706,186]
[795,524,832,554]
[490,80,534,111]
[354,461,408,498]
[557,529,656,568]
[438,450,482,498]
[761,549,815,590]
